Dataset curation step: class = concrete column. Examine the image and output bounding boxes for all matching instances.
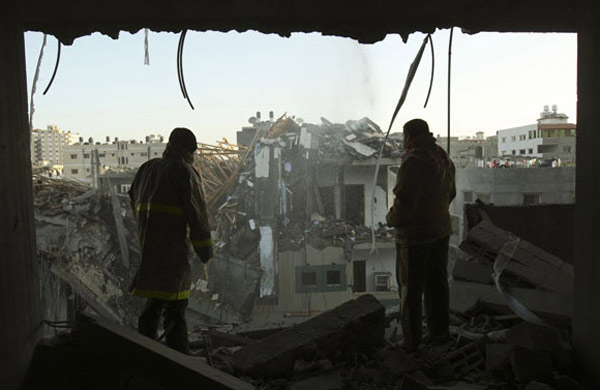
[0,2,42,389]
[574,5,600,384]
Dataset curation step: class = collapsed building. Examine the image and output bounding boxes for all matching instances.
[203,115,404,322]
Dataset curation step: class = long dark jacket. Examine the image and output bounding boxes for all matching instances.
[386,133,456,244]
[128,144,213,300]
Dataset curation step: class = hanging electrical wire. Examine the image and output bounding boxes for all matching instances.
[177,29,195,110]
[447,27,454,154]
[144,28,150,66]
[423,34,435,108]
[369,33,433,255]
[29,34,48,131]
[42,38,61,95]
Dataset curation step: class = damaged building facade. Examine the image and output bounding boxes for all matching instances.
[5,1,600,389]
[205,115,404,321]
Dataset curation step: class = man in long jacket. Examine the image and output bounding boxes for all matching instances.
[128,127,213,354]
[386,119,456,351]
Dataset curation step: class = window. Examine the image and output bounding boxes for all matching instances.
[564,146,571,153]
[523,193,541,205]
[519,135,526,141]
[519,149,526,155]
[528,148,533,154]
[141,152,148,157]
[512,150,516,155]
[120,184,131,193]
[326,270,341,286]
[99,153,106,157]
[301,271,317,287]
[86,168,90,172]
[131,152,135,156]
[319,186,335,216]
[511,136,516,142]
[154,152,159,155]
[476,193,491,204]
[111,153,115,157]
[345,185,364,225]
[295,265,346,293]
[501,137,506,143]
[70,154,77,159]
[71,169,78,174]
[570,129,577,136]
[83,153,90,159]
[463,191,473,203]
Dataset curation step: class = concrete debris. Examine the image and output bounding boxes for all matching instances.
[232,294,385,377]
[33,175,143,328]
[524,382,557,390]
[455,206,573,327]
[71,312,255,389]
[510,346,553,383]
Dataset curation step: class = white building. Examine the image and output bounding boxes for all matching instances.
[62,136,166,184]
[496,105,576,163]
[30,125,80,168]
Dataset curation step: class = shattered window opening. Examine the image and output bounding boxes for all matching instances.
[326,270,341,286]
[301,271,317,287]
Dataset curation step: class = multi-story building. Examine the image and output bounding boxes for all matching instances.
[496,105,576,164]
[62,136,166,184]
[437,132,495,168]
[30,125,80,168]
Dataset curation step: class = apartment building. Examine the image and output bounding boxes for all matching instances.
[30,125,80,167]
[496,105,576,163]
[62,135,166,184]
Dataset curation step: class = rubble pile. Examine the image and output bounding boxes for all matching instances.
[452,207,573,325]
[33,175,143,328]
[177,298,588,390]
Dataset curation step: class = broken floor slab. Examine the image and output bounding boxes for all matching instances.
[459,220,573,294]
[72,313,255,390]
[449,280,572,323]
[232,294,385,377]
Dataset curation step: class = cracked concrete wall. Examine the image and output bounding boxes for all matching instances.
[0,3,41,388]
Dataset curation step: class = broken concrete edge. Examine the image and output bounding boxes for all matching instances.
[232,294,385,378]
[72,312,255,390]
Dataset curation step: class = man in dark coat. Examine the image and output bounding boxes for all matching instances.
[128,127,213,353]
[386,119,456,351]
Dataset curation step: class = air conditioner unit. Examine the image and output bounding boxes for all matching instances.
[374,272,392,292]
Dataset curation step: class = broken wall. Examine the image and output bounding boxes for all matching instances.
[343,165,389,228]
[351,242,398,299]
[464,203,574,264]
[452,167,576,241]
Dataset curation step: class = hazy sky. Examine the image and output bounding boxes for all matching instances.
[24,29,576,144]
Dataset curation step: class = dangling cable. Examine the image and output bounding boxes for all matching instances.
[177,29,194,110]
[423,34,435,108]
[43,39,61,95]
[369,34,430,255]
[447,27,454,154]
[30,34,48,131]
[144,28,150,66]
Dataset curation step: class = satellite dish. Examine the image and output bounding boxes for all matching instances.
[248,117,257,124]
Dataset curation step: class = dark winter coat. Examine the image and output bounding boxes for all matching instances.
[386,133,456,244]
[128,144,213,300]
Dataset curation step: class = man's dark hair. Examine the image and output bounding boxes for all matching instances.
[403,119,430,138]
[169,128,197,153]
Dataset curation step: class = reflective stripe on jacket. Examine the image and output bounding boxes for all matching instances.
[128,145,213,300]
